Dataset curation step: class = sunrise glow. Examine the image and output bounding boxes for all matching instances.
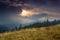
[20,10,33,16]
[20,9,40,17]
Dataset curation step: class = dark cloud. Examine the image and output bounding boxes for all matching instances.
[22,0,60,6]
[0,0,60,16]
[0,2,22,15]
[0,2,22,25]
[0,0,60,25]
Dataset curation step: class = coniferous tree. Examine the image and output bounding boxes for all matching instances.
[46,19,49,27]
[54,20,56,25]
[19,24,22,30]
[15,26,18,30]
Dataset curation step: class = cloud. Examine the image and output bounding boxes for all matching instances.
[20,5,60,18]
[0,2,22,15]
[0,0,60,25]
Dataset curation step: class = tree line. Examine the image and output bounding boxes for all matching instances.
[0,19,60,33]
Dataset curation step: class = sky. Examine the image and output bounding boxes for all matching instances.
[0,0,60,26]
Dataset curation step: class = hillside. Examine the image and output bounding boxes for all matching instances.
[0,25,60,40]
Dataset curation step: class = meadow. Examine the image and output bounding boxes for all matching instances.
[0,24,60,40]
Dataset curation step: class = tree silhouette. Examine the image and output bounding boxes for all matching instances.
[18,24,22,30]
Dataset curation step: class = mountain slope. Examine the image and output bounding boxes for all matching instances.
[0,24,60,40]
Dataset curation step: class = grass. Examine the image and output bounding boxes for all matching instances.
[0,25,60,40]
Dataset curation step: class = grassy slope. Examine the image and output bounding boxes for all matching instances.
[0,25,60,40]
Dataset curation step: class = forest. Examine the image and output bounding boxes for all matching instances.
[0,19,60,33]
